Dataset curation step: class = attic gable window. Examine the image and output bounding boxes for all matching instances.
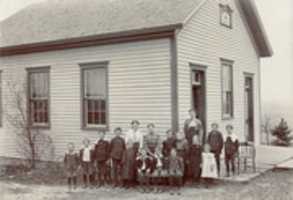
[220,4,233,28]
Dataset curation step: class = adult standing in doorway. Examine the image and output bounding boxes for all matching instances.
[184,109,204,146]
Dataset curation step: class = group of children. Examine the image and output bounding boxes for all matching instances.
[64,121,239,194]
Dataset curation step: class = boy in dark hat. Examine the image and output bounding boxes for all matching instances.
[110,127,126,187]
[94,131,110,187]
[207,123,224,177]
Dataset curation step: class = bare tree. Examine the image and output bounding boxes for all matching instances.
[4,79,54,169]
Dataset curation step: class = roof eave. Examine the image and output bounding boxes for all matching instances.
[238,0,273,58]
[0,23,183,57]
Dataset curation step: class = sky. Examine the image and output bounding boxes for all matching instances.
[0,0,292,106]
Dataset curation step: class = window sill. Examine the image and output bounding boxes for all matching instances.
[82,125,108,132]
[222,116,234,121]
[30,124,51,130]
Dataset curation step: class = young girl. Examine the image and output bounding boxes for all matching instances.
[80,138,94,188]
[201,144,218,188]
[175,131,188,183]
[168,148,184,195]
[64,142,79,192]
[188,135,202,184]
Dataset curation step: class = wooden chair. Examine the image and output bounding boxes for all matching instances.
[237,142,256,174]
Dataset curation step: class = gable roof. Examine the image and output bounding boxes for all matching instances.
[0,0,272,57]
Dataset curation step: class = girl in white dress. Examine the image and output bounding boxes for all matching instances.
[201,144,218,187]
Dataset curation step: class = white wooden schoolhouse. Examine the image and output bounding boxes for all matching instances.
[0,0,272,158]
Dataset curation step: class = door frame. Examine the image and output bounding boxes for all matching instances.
[244,72,255,143]
[189,63,208,142]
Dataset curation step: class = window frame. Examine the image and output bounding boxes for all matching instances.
[219,4,233,29]
[221,59,234,120]
[80,62,109,131]
[0,71,2,127]
[27,66,51,129]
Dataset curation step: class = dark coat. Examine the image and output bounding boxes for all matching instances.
[94,139,110,162]
[207,131,224,155]
[64,152,79,169]
[110,136,126,160]
[224,137,239,156]
[187,144,202,179]
[184,118,202,145]
[162,137,177,157]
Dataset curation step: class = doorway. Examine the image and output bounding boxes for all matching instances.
[244,75,254,142]
[191,67,206,142]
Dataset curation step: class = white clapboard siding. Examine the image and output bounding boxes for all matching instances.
[0,38,172,158]
[177,0,261,144]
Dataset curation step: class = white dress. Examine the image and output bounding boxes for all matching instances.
[125,128,144,149]
[201,152,218,179]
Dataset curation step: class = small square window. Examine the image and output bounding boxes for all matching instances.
[220,4,233,28]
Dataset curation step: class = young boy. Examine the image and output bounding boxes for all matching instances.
[168,148,184,195]
[64,142,79,192]
[94,131,110,187]
[80,138,94,188]
[188,135,202,184]
[224,125,239,177]
[110,127,126,187]
[162,129,177,158]
[207,123,224,177]
[201,144,217,188]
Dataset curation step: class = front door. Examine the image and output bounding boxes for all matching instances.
[244,75,254,142]
[191,69,206,142]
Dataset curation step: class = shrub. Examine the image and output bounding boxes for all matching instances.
[271,118,292,146]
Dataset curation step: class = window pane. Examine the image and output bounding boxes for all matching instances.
[84,68,106,98]
[28,69,49,125]
[82,66,107,127]
[222,62,233,117]
[222,65,232,91]
[30,72,49,98]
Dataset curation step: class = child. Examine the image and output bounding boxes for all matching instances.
[80,138,94,188]
[143,123,161,193]
[162,129,177,159]
[224,125,239,177]
[122,140,137,189]
[188,135,202,184]
[207,123,224,177]
[94,131,110,187]
[201,144,218,187]
[110,127,126,187]
[136,150,151,193]
[64,142,79,192]
[168,148,184,195]
[175,131,189,183]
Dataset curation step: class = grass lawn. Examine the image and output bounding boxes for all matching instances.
[1,168,293,200]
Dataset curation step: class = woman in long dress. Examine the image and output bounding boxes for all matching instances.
[184,109,203,146]
[122,120,144,186]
